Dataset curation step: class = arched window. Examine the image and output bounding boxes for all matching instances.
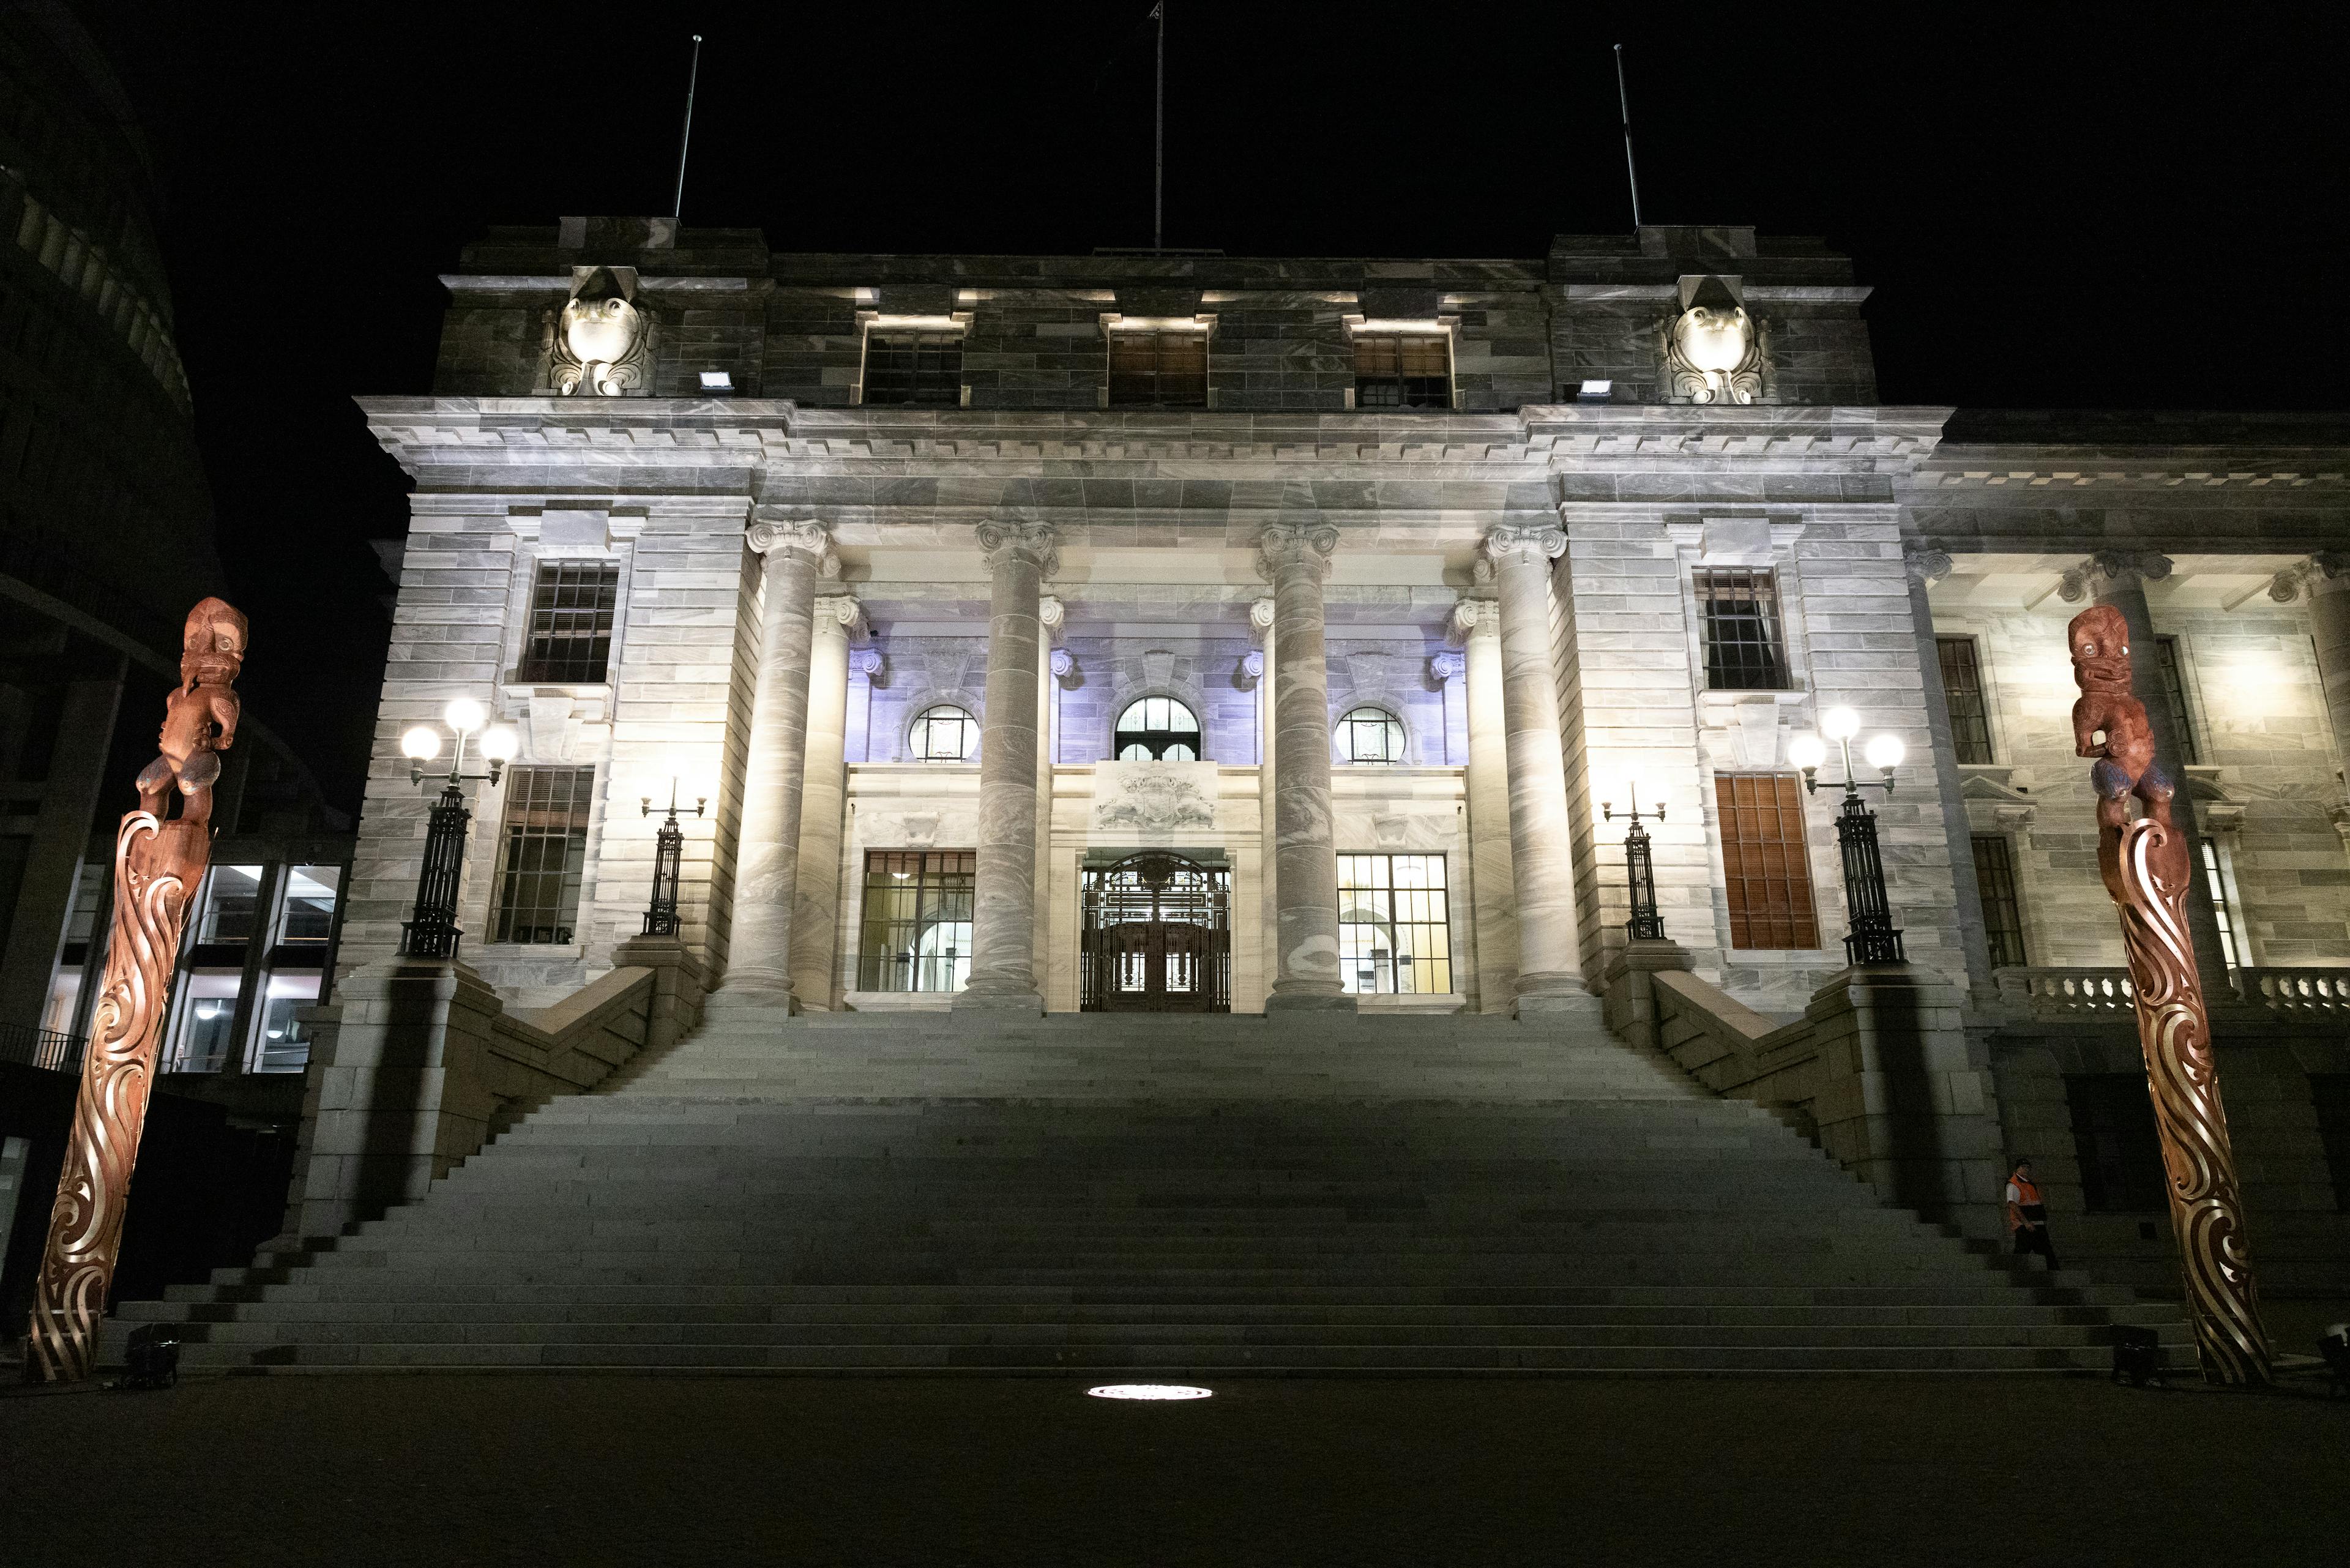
[1113,696,1201,761]
[1338,706,1407,764]
[909,704,978,761]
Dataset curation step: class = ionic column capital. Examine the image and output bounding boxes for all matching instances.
[1039,594,1065,640]
[1482,523,1567,573]
[1249,596,1277,639]
[1256,523,1339,584]
[1429,651,1466,684]
[813,593,867,638]
[2272,551,2350,602]
[746,513,833,567]
[1238,648,1266,688]
[1446,597,1498,647]
[849,646,886,680]
[1904,547,1953,588]
[2057,549,2172,604]
[975,519,1059,576]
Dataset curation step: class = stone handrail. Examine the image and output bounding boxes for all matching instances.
[1997,964,2350,1020]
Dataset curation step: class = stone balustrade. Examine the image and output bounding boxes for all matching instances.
[2232,967,2350,1015]
[1997,964,2350,1019]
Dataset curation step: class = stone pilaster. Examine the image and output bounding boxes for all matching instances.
[1449,599,1519,1014]
[2280,554,2350,850]
[954,520,1056,1014]
[1904,548,1999,1006]
[1258,526,1352,1012]
[1034,594,1063,997]
[2057,550,2234,983]
[788,592,864,1010]
[1484,523,1583,1012]
[722,515,832,1006]
[1250,595,1278,1009]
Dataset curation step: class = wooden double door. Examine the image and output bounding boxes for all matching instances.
[1097,919,1218,1012]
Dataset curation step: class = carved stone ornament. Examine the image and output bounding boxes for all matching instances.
[849,646,886,683]
[2057,550,2173,605]
[815,593,868,639]
[2267,551,2350,603]
[1904,548,1954,589]
[1428,651,1465,684]
[1482,524,1567,571]
[2068,602,2273,1385]
[1236,649,1264,688]
[745,515,832,563]
[1248,597,1277,635]
[976,519,1061,577]
[1094,761,1217,835]
[1051,647,1080,684]
[29,598,247,1381]
[1661,275,1767,405]
[545,266,654,397]
[1446,597,1492,646]
[1255,523,1339,583]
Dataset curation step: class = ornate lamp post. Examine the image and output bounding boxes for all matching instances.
[640,780,706,936]
[1789,707,1906,966]
[396,698,516,960]
[1600,783,1667,941]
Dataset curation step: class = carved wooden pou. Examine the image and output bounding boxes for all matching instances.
[2067,602,2271,1384]
[26,597,247,1381]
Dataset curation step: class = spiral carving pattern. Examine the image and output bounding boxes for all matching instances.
[2106,815,2273,1384]
[26,812,208,1381]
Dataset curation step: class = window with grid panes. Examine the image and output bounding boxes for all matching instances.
[2154,636,2199,764]
[862,331,963,406]
[1937,636,1995,764]
[1695,569,1791,690]
[2199,840,2248,970]
[1113,696,1201,761]
[518,562,619,682]
[909,704,978,761]
[2066,1075,2166,1211]
[1970,834,2027,967]
[1338,854,1452,995]
[1354,334,1450,409]
[1715,774,1819,949]
[1338,707,1406,764]
[490,767,595,944]
[1107,329,1207,409]
[856,851,975,992]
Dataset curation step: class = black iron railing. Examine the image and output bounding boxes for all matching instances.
[1,1021,87,1073]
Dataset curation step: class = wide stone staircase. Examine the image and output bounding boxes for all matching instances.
[115,1000,2188,1373]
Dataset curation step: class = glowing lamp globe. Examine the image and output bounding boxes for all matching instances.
[444,698,486,734]
[1820,707,1860,742]
[401,726,442,763]
[1865,735,1905,771]
[1786,734,1827,771]
[479,726,519,764]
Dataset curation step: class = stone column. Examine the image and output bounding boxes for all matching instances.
[788,592,864,1010]
[1258,525,1352,1012]
[2281,554,2350,854]
[722,515,831,1006]
[1034,595,1063,996]
[954,520,1056,1014]
[2057,550,2234,984]
[1484,524,1583,1012]
[1904,549,1999,1005]
[1449,599,1520,1015]
[1250,596,1278,1006]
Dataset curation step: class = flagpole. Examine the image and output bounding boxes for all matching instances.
[1153,2,1165,253]
[673,34,704,220]
[1613,43,1643,230]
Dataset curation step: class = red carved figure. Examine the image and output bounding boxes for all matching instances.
[2068,603,2171,832]
[136,595,247,827]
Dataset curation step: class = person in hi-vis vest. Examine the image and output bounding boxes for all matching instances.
[2005,1157,2061,1272]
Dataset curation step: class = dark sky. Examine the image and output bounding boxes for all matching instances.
[75,1,2350,811]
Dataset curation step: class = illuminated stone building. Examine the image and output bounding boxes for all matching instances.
[122,216,2347,1372]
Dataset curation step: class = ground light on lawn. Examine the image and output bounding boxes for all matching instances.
[1088,1384,1214,1401]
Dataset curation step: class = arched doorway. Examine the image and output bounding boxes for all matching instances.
[1080,853,1230,1012]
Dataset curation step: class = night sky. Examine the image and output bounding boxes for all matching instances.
[75,2,2350,812]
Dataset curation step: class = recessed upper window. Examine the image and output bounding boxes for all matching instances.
[864,330,963,406]
[1354,334,1450,409]
[1695,567,1790,692]
[1108,329,1207,409]
[910,704,978,762]
[520,562,619,683]
[1338,706,1406,764]
[1114,696,1201,761]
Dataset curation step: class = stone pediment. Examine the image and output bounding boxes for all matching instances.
[1958,765,2037,831]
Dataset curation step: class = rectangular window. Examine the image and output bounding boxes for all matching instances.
[163,970,242,1073]
[490,766,595,944]
[1353,334,1450,409]
[250,971,320,1074]
[862,330,963,406]
[2154,635,2199,764]
[1338,854,1453,996]
[2199,839,2248,971]
[856,850,975,993]
[2066,1074,2166,1212]
[275,864,340,944]
[2311,1075,2350,1212]
[1695,569,1791,691]
[196,864,266,945]
[1715,774,1819,950]
[518,562,619,684]
[1936,636,1995,764]
[1107,329,1207,409]
[1970,835,2028,968]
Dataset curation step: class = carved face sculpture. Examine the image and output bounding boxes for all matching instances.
[2068,603,2132,687]
[562,283,640,367]
[181,597,248,685]
[1673,305,1753,374]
